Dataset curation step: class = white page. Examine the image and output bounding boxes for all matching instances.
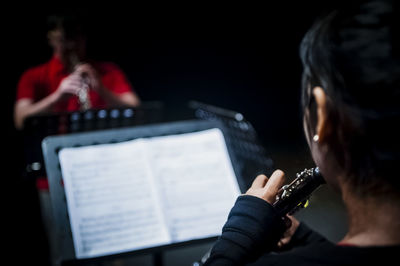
[59,139,170,259]
[145,129,241,242]
[59,128,241,259]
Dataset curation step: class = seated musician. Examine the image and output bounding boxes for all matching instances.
[204,1,400,265]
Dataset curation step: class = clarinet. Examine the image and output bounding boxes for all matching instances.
[194,167,325,266]
[273,167,325,217]
[77,73,91,111]
[70,54,92,111]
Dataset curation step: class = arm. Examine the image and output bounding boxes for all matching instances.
[204,171,288,265]
[204,195,286,266]
[14,95,58,129]
[14,72,83,129]
[204,170,330,265]
[96,87,141,107]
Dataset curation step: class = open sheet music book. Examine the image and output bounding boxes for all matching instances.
[59,128,241,259]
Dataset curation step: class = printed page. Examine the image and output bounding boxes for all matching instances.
[59,139,170,259]
[145,128,241,242]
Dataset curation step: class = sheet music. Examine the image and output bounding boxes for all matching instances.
[146,129,240,242]
[59,128,240,259]
[59,140,170,259]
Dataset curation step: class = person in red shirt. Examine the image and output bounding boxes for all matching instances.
[13,14,142,265]
[14,14,140,129]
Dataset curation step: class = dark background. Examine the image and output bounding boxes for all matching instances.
[4,2,344,265]
[5,2,336,143]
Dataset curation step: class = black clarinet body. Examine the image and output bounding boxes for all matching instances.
[273,167,325,217]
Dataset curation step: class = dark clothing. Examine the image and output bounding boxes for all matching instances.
[205,195,400,265]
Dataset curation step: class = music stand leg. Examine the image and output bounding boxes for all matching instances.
[153,252,163,266]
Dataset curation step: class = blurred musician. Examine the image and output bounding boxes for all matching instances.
[14,13,140,129]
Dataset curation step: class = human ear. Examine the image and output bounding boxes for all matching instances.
[312,86,330,143]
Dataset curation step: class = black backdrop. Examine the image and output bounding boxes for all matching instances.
[5,2,336,143]
[4,2,337,264]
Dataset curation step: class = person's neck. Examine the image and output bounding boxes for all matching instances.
[341,186,400,247]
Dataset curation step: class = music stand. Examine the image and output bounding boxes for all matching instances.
[42,119,247,266]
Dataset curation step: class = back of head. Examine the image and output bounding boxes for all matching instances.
[300,0,400,196]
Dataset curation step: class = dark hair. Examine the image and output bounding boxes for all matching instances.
[300,0,400,195]
[47,13,87,40]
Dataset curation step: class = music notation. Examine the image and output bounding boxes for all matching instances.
[59,128,240,258]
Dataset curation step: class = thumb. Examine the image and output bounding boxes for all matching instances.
[263,170,286,203]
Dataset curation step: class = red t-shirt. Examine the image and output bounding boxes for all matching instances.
[17,57,134,191]
[16,56,134,112]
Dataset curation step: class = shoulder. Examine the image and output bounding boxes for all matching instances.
[18,60,54,87]
[20,61,51,80]
[94,61,125,75]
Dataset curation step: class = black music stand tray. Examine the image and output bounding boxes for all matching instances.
[41,119,247,266]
